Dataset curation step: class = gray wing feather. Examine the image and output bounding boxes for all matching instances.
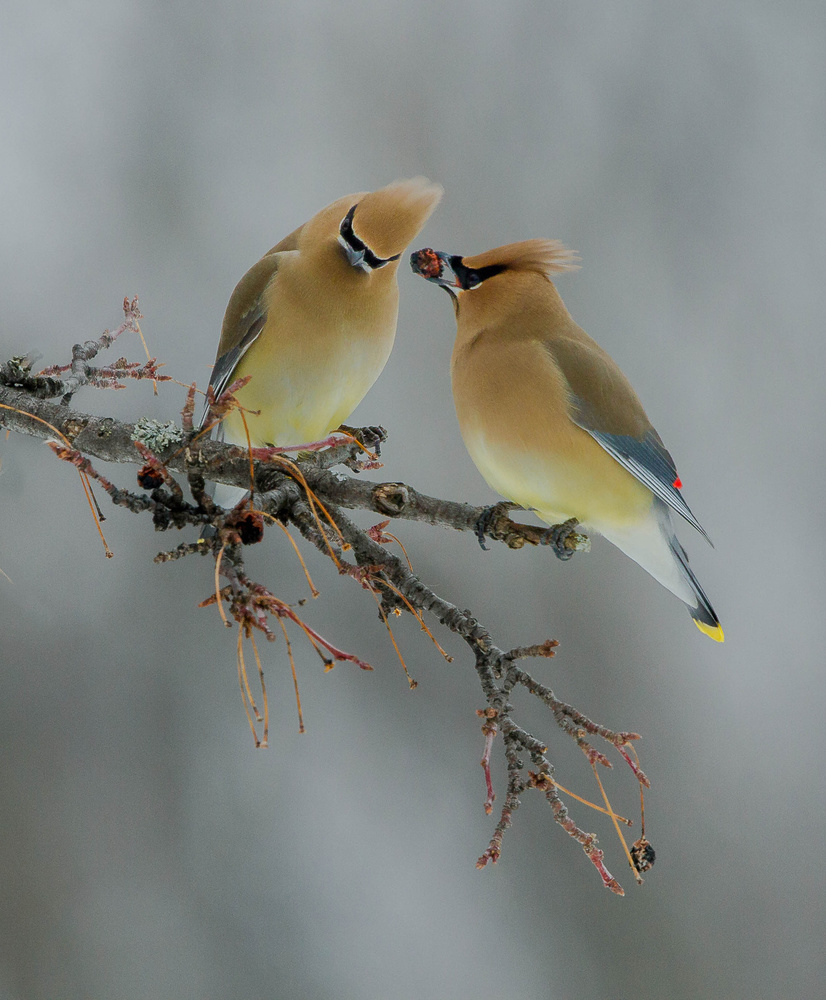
[198,313,267,430]
[199,250,289,431]
[572,402,711,543]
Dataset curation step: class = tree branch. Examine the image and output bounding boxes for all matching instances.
[0,301,651,894]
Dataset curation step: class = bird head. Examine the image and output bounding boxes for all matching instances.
[332,177,443,274]
[411,239,579,293]
[409,248,500,291]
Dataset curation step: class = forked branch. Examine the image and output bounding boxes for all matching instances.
[0,299,651,893]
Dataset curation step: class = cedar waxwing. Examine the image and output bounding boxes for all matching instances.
[202,178,443,453]
[410,240,723,642]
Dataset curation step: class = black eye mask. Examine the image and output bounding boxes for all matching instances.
[445,255,506,290]
[338,205,401,271]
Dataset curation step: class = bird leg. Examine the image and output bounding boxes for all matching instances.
[539,517,589,561]
[337,423,387,457]
[474,501,523,550]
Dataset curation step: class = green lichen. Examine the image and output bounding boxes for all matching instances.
[131,417,183,452]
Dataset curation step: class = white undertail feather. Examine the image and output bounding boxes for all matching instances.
[598,499,716,624]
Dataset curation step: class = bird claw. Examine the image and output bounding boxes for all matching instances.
[338,423,387,457]
[540,518,587,561]
[474,501,522,551]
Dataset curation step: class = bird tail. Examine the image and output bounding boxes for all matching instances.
[666,526,725,642]
[603,499,724,642]
[654,498,725,642]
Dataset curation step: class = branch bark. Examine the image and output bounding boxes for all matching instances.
[0,316,650,894]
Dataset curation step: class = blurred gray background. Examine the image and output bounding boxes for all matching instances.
[1,2,823,997]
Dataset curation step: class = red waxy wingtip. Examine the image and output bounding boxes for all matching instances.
[673,477,683,489]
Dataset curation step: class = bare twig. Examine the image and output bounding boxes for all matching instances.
[0,313,657,893]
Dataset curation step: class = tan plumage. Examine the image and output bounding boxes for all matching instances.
[410,239,723,641]
[205,177,443,449]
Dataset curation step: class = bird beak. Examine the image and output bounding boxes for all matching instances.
[409,248,462,288]
[338,235,369,272]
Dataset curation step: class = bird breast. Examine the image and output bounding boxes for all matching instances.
[451,332,652,532]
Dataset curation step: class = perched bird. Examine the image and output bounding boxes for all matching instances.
[410,240,723,641]
[202,178,443,452]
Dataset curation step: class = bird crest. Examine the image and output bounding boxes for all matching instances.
[349,178,443,261]
[461,239,579,279]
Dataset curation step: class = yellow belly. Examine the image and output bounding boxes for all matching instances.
[462,425,654,534]
[222,325,394,447]
[451,331,653,534]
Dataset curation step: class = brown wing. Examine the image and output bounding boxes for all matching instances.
[199,252,286,429]
[546,335,650,437]
[545,336,709,539]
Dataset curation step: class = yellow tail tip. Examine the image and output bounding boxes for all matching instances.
[694,619,725,643]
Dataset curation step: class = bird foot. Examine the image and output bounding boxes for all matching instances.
[539,518,590,561]
[474,501,523,551]
[338,423,387,457]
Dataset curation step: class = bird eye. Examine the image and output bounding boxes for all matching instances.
[339,204,359,237]
[465,271,480,289]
